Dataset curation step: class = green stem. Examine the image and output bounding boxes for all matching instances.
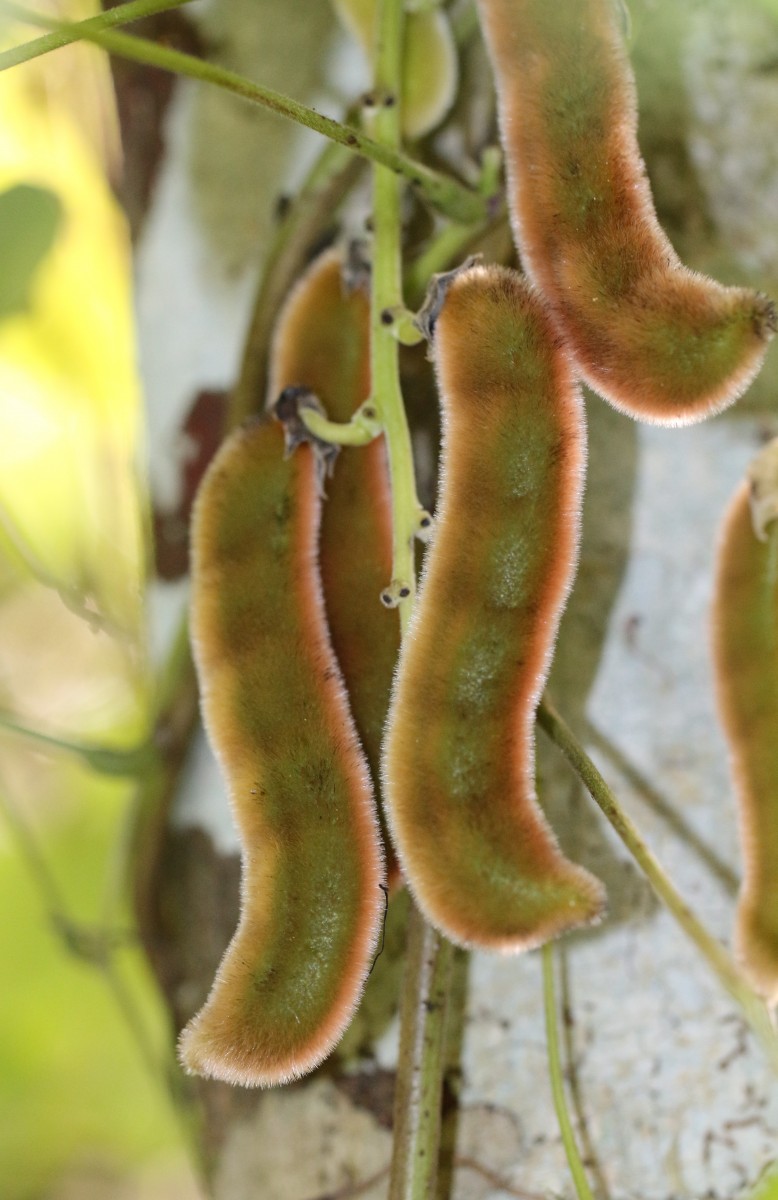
[405,221,484,306]
[368,0,421,628]
[0,0,192,70]
[404,206,512,309]
[558,950,611,1200]
[537,697,778,1073]
[300,404,383,447]
[382,306,425,346]
[0,708,156,777]
[1,5,487,225]
[436,947,471,1200]
[585,719,738,897]
[389,904,455,1200]
[542,945,596,1200]
[0,0,190,69]
[366,2,459,1195]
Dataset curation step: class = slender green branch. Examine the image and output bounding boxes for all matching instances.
[585,719,738,897]
[389,904,455,1200]
[0,0,192,71]
[368,0,421,627]
[537,697,778,1072]
[436,947,471,1199]
[380,305,425,346]
[0,708,156,777]
[404,208,512,308]
[362,3,460,1195]
[300,402,383,447]
[542,945,596,1200]
[405,222,482,306]
[558,950,612,1200]
[2,4,488,225]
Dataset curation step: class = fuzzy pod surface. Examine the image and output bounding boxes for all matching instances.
[712,440,778,1004]
[477,0,776,426]
[179,419,385,1086]
[382,264,605,951]
[268,247,400,884]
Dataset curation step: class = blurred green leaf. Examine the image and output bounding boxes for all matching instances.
[744,1164,778,1199]
[0,183,62,318]
[0,775,185,1199]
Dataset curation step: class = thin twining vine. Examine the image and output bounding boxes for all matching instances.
[537,698,778,1073]
[542,944,596,1200]
[0,708,155,777]
[0,0,194,71]
[0,0,490,225]
[365,4,454,1194]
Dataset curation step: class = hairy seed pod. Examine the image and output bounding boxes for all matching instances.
[712,439,778,1004]
[383,264,605,951]
[179,420,385,1086]
[332,0,458,139]
[269,247,401,884]
[476,0,776,426]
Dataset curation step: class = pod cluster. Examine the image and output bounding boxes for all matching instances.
[183,1,777,1087]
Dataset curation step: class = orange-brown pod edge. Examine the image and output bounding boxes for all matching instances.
[179,418,385,1086]
[712,439,778,1004]
[382,263,606,952]
[477,0,776,425]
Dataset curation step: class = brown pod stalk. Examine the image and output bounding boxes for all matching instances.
[268,247,401,884]
[712,440,778,1004]
[179,420,385,1086]
[382,264,605,951]
[476,0,776,425]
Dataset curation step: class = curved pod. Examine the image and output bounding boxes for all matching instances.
[269,248,400,884]
[179,420,385,1086]
[383,264,605,951]
[712,441,778,1003]
[477,0,776,425]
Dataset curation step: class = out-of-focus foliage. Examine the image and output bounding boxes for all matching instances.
[0,771,187,1199]
[0,37,146,650]
[0,14,195,1200]
[0,183,63,318]
[747,1164,778,1200]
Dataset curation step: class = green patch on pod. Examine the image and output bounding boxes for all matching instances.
[179,419,385,1086]
[712,438,778,1005]
[476,0,776,425]
[332,0,458,139]
[382,264,605,951]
